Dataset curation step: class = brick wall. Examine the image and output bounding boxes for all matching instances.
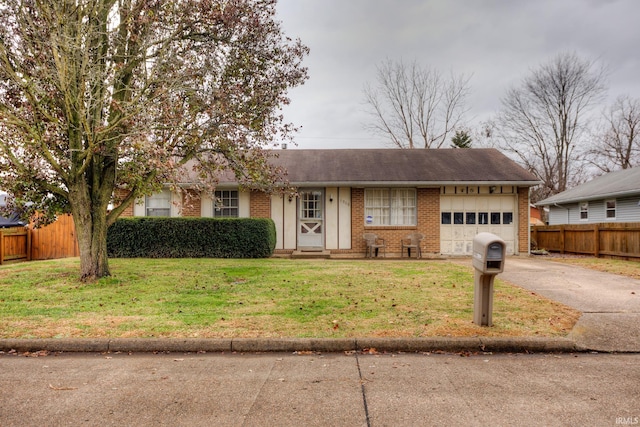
[351,187,441,256]
[181,189,201,217]
[250,191,271,218]
[517,186,530,254]
[351,188,365,253]
[113,189,134,217]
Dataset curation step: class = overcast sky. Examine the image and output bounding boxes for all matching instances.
[274,0,640,149]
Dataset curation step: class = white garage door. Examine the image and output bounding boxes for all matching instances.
[440,194,517,255]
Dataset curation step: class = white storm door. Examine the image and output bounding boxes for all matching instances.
[298,189,324,250]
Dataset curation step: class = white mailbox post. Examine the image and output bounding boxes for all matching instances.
[472,232,506,326]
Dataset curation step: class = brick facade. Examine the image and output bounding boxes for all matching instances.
[517,186,530,254]
[113,188,134,217]
[116,185,532,256]
[181,189,201,217]
[351,187,441,256]
[250,190,271,218]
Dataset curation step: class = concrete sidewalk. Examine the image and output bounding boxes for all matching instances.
[1,351,639,426]
[1,256,638,354]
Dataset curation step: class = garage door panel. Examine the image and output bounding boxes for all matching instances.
[440,195,517,255]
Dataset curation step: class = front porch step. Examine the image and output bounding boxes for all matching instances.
[290,250,331,259]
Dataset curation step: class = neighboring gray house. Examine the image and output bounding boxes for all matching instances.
[537,168,640,225]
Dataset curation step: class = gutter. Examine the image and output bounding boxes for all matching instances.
[283,180,541,188]
[538,189,640,206]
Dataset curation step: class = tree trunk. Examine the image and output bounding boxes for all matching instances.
[69,185,111,281]
[76,213,110,281]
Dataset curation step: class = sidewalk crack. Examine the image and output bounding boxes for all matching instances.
[355,352,372,427]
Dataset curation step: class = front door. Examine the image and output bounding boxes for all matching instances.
[298,189,324,251]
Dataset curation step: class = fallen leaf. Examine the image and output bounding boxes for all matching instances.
[49,384,77,391]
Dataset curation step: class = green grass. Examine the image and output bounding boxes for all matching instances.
[0,258,579,339]
[547,256,640,280]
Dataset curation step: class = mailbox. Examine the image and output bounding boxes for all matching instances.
[472,232,506,274]
[472,232,506,327]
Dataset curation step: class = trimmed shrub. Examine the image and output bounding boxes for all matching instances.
[107,217,276,258]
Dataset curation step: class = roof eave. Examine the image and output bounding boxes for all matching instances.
[537,188,640,206]
[285,180,541,187]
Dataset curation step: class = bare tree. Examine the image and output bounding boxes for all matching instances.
[588,95,640,172]
[363,59,470,148]
[0,0,308,280]
[495,52,607,201]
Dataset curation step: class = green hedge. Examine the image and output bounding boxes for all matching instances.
[107,217,276,258]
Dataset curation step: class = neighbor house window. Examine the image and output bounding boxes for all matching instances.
[146,189,171,217]
[606,199,616,219]
[213,190,239,217]
[364,188,416,226]
[580,202,589,220]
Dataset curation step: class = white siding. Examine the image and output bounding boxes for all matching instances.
[239,191,250,218]
[133,198,145,216]
[617,197,640,222]
[271,194,284,250]
[325,187,338,250]
[271,195,297,250]
[338,187,352,249]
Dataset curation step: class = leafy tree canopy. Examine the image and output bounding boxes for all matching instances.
[0,0,308,279]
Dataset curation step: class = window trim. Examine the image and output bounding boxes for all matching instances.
[145,189,172,217]
[364,188,417,226]
[213,190,240,218]
[605,199,616,220]
[579,202,589,221]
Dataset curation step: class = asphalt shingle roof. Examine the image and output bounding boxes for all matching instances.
[267,148,539,186]
[537,167,640,206]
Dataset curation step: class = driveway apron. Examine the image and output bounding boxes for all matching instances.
[499,257,640,352]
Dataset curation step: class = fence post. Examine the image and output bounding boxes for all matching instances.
[26,227,32,261]
[0,230,4,265]
[560,225,565,254]
[594,224,600,258]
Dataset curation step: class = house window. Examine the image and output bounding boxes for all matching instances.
[606,199,616,219]
[145,190,171,217]
[213,190,239,217]
[478,212,489,225]
[441,212,451,224]
[580,202,589,220]
[300,191,322,219]
[503,212,513,225]
[466,212,476,225]
[364,188,416,226]
[453,212,464,224]
[491,212,501,225]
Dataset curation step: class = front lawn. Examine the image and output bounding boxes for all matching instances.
[0,258,579,339]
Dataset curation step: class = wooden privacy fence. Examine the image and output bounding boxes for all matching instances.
[0,214,79,264]
[0,226,31,264]
[532,223,640,260]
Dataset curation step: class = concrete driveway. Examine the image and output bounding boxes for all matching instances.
[498,256,640,352]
